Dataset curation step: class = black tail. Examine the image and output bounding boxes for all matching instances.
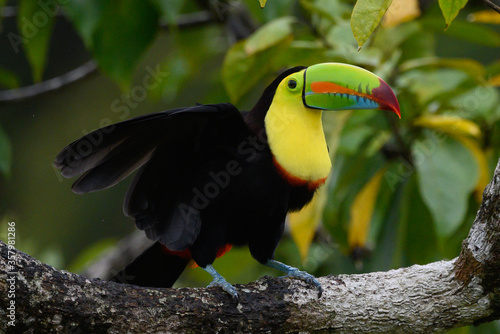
[110,242,190,288]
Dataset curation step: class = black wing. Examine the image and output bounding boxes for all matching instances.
[54,103,251,250]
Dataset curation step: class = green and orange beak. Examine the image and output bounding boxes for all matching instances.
[303,63,401,118]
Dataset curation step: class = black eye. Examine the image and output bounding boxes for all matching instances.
[288,79,297,89]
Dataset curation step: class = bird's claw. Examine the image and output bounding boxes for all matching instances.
[282,269,323,298]
[208,278,239,299]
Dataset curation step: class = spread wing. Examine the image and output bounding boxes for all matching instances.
[54,103,251,250]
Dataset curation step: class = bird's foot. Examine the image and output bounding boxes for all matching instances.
[203,264,238,299]
[265,259,323,298]
[207,278,238,299]
[282,268,323,298]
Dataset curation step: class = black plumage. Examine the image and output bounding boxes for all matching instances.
[55,67,315,287]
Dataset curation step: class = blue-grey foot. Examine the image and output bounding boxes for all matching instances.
[265,259,323,298]
[203,264,238,299]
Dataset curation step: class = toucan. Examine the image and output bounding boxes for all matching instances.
[54,63,400,298]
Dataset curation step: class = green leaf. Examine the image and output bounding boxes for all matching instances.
[486,60,500,77]
[149,0,184,26]
[365,131,392,157]
[422,18,500,47]
[372,21,420,55]
[222,38,290,102]
[339,125,374,154]
[245,17,295,55]
[301,0,352,24]
[374,48,401,80]
[415,131,478,237]
[18,0,56,82]
[400,175,438,264]
[363,179,405,271]
[0,124,11,177]
[450,85,499,123]
[399,30,435,62]
[148,26,227,103]
[337,110,390,156]
[327,20,357,46]
[438,0,468,28]
[396,69,469,105]
[325,21,384,67]
[91,0,159,89]
[149,53,190,102]
[62,1,105,46]
[351,0,393,49]
[0,67,20,89]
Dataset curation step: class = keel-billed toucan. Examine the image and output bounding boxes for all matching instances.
[54,63,400,298]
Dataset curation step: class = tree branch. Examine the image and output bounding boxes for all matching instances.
[0,11,217,104]
[481,0,500,14]
[0,61,98,104]
[1,159,500,333]
[159,10,216,30]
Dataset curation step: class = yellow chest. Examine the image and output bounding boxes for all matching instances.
[265,97,331,184]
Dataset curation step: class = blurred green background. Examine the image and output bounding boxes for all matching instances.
[0,0,499,332]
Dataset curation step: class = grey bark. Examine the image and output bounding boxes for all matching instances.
[1,159,500,333]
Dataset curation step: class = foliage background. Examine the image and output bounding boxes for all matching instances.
[0,0,499,332]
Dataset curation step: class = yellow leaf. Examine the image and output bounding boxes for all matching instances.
[259,0,267,8]
[468,10,500,24]
[348,167,386,251]
[415,114,489,201]
[489,73,500,86]
[400,57,485,77]
[383,0,421,27]
[455,137,490,202]
[289,187,328,261]
[413,115,481,139]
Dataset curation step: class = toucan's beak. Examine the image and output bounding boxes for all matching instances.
[303,63,401,118]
